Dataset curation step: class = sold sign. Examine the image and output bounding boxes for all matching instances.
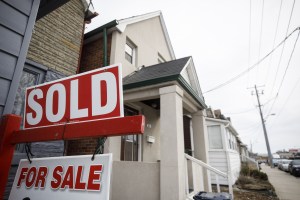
[24,64,123,129]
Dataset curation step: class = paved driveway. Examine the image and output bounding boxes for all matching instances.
[261,164,300,200]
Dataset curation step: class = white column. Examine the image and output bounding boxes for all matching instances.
[192,110,212,192]
[159,85,185,200]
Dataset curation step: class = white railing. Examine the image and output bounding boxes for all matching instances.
[185,154,233,200]
[241,155,259,169]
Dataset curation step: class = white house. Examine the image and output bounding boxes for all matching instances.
[205,109,241,185]
[76,11,216,200]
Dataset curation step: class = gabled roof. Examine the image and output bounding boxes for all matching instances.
[123,57,207,109]
[84,11,175,59]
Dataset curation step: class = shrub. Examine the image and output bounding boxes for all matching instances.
[240,164,268,181]
[236,175,254,186]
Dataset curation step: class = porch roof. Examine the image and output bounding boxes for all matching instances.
[123,57,207,109]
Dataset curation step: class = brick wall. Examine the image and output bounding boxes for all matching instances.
[66,139,98,155]
[66,32,113,155]
[79,33,112,72]
[27,0,85,76]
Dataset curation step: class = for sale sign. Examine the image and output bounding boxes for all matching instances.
[9,154,112,200]
[24,64,123,129]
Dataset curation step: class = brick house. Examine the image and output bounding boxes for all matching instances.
[75,11,213,200]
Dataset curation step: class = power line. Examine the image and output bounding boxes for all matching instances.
[247,0,252,69]
[264,0,283,82]
[266,30,300,117]
[256,0,265,83]
[269,0,296,96]
[277,77,300,117]
[224,107,256,115]
[203,27,300,94]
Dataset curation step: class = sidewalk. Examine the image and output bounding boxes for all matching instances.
[261,164,300,200]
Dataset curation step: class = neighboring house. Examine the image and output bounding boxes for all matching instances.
[76,11,212,200]
[0,0,97,199]
[205,108,241,185]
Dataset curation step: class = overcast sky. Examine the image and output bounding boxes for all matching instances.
[86,0,300,154]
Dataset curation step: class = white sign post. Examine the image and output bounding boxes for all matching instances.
[9,154,112,200]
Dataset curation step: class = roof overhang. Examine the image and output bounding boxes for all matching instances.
[123,74,207,110]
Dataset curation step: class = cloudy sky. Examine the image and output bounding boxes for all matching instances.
[86,0,300,154]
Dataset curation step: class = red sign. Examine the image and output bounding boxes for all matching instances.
[24,64,123,129]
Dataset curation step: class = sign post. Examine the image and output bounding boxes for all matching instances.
[0,64,145,199]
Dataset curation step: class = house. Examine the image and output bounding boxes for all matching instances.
[75,11,214,200]
[205,108,241,185]
[0,0,97,198]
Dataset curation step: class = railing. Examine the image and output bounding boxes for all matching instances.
[185,154,233,200]
[241,155,259,169]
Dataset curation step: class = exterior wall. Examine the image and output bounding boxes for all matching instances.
[206,119,241,185]
[110,16,173,77]
[228,151,241,183]
[138,102,161,162]
[111,161,160,200]
[0,0,39,117]
[27,0,85,76]
[80,34,112,72]
[208,151,228,184]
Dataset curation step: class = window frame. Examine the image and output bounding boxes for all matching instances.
[125,38,136,65]
[207,125,223,150]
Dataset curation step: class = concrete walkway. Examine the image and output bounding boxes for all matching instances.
[261,164,300,200]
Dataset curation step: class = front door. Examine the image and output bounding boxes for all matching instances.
[121,106,139,161]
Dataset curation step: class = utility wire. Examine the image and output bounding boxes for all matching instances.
[269,0,296,96]
[247,0,252,83]
[265,0,283,82]
[266,30,300,117]
[267,77,300,125]
[224,107,256,115]
[203,27,300,94]
[256,0,265,83]
[277,77,300,117]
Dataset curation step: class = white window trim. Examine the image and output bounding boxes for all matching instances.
[125,38,137,66]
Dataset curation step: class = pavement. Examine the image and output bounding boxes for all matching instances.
[261,164,300,200]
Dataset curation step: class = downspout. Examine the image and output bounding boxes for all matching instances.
[103,27,107,66]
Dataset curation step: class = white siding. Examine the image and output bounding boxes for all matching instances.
[228,151,241,184]
[208,151,228,185]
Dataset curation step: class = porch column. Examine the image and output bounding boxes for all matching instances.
[159,85,185,200]
[192,110,212,191]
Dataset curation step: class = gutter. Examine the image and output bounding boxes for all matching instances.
[123,74,207,109]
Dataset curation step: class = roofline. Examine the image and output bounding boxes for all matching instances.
[84,11,176,59]
[205,117,239,136]
[84,20,118,39]
[123,74,207,109]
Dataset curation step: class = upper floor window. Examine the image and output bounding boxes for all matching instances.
[208,125,223,149]
[125,39,136,65]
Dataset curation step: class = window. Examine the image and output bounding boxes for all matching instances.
[12,62,45,153]
[125,39,136,65]
[12,64,45,123]
[208,125,223,149]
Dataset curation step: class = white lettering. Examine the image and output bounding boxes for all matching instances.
[92,72,117,116]
[26,89,43,125]
[70,79,88,119]
[46,84,66,122]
